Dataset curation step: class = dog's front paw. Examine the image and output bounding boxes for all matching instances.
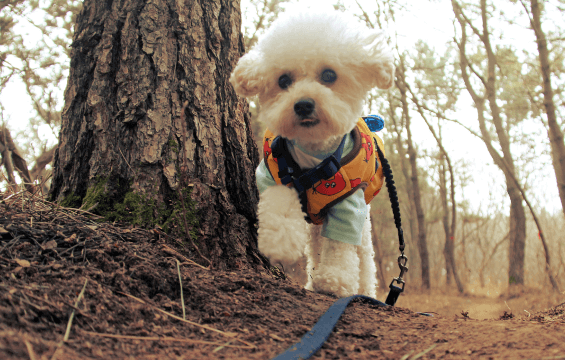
[257,186,309,264]
[312,265,359,298]
[258,224,307,264]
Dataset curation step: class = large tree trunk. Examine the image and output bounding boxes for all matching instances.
[527,0,565,218]
[50,0,261,269]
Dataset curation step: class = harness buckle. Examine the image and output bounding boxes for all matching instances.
[319,155,340,178]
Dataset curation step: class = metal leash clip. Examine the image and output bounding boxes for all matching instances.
[392,254,408,290]
[385,254,408,306]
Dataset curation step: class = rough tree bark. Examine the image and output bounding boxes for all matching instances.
[49,0,261,269]
[452,0,527,285]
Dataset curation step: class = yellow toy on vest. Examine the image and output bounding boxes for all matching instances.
[263,118,385,225]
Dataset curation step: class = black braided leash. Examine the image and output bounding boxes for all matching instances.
[375,145,408,306]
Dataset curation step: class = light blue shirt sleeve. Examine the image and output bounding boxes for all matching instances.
[256,159,276,194]
[321,188,367,245]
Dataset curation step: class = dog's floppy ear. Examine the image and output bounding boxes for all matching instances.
[359,30,395,90]
[371,60,395,89]
[230,50,264,97]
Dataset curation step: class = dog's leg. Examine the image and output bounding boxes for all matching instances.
[305,225,323,291]
[356,209,377,298]
[258,185,309,265]
[312,237,360,297]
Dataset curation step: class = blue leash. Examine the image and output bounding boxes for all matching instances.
[272,295,387,360]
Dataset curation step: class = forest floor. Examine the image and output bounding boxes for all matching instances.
[1,192,564,360]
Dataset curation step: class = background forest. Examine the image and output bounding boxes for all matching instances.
[1,0,564,295]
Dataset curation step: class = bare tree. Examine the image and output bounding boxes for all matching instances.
[1,0,82,189]
[0,122,34,192]
[452,0,527,286]
[519,0,565,218]
[395,54,431,289]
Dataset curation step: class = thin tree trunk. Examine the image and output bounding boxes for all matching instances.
[387,95,418,284]
[405,113,430,289]
[495,148,560,291]
[524,0,565,218]
[370,216,388,290]
[439,154,465,292]
[396,58,430,289]
[407,85,464,293]
[50,0,261,269]
[0,125,34,192]
[30,145,56,195]
[452,0,527,286]
[439,157,452,285]
[479,0,527,285]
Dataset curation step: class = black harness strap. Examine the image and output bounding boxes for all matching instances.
[271,135,347,193]
[270,135,347,219]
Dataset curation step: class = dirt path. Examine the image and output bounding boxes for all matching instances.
[1,199,564,359]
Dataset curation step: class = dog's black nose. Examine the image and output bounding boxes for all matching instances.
[294,98,315,117]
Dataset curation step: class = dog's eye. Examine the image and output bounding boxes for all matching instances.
[278,74,292,89]
[321,69,337,84]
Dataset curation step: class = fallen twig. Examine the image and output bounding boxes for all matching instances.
[212,338,234,353]
[161,244,209,270]
[24,339,38,360]
[115,290,255,349]
[58,241,86,256]
[400,350,414,360]
[64,278,89,341]
[51,278,89,360]
[176,259,186,320]
[411,344,437,360]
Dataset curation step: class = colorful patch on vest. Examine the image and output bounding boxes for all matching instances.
[313,173,346,196]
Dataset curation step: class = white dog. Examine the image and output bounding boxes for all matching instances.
[230,10,394,298]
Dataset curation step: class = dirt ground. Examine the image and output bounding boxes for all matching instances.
[1,194,564,360]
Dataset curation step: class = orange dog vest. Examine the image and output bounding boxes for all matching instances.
[263,119,385,225]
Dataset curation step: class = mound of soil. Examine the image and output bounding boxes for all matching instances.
[1,193,564,359]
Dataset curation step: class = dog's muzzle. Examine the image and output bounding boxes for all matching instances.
[294,98,319,127]
[294,98,315,117]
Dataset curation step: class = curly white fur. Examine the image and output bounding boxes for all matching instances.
[230,9,394,298]
[257,186,309,264]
